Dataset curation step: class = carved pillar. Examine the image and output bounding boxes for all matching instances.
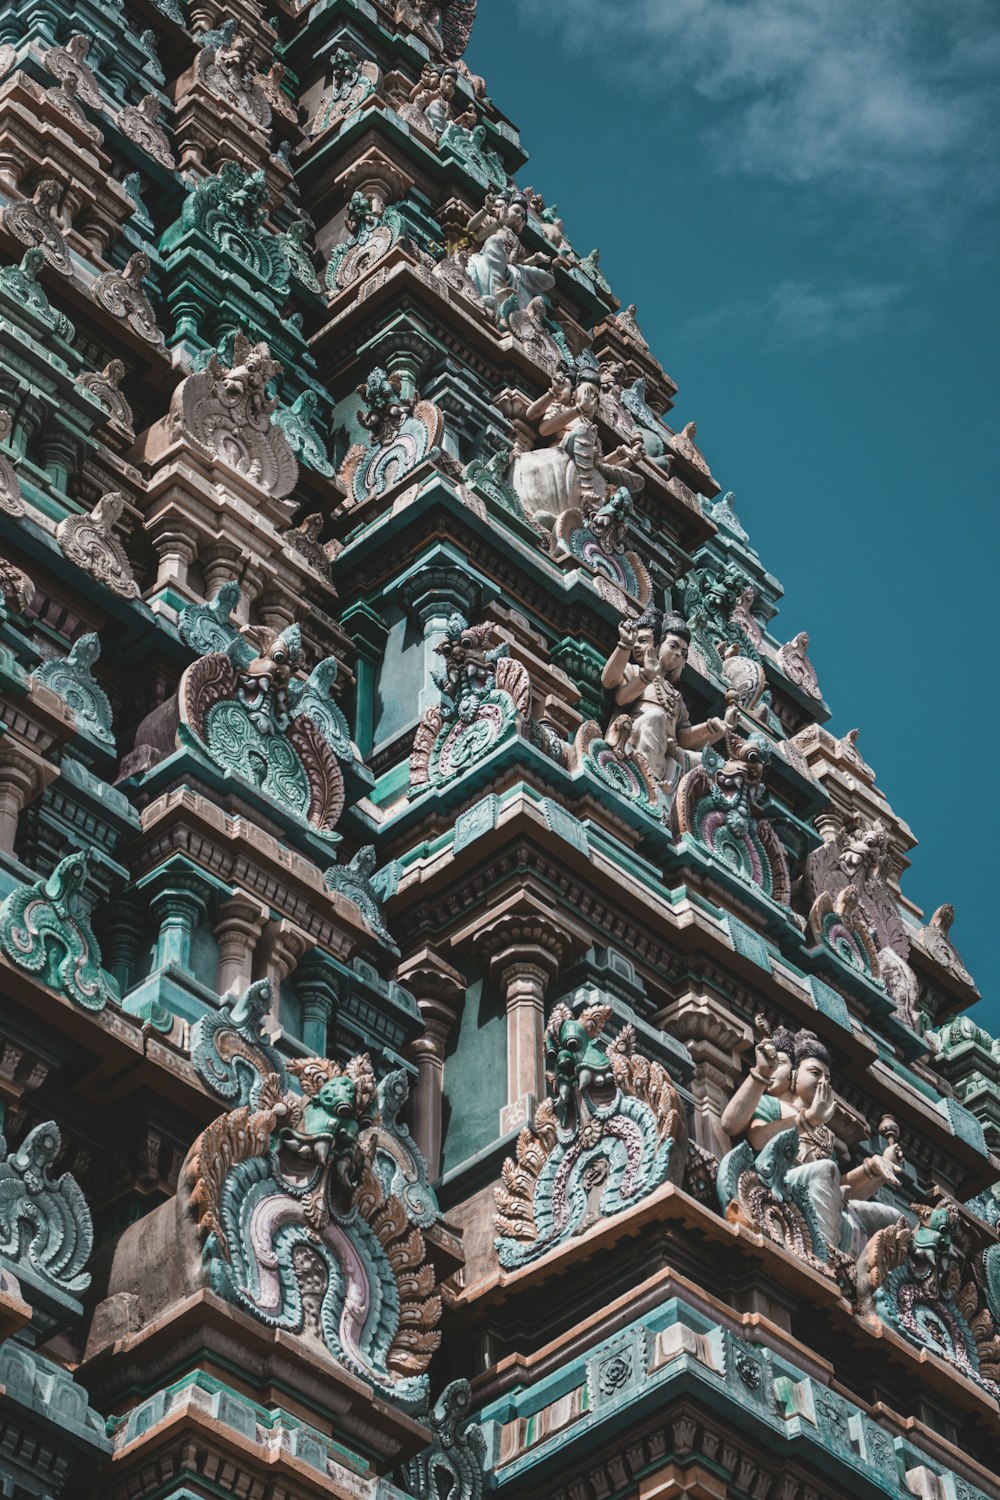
[477,915,569,1135]
[100,897,145,994]
[200,542,243,601]
[213,890,268,996]
[293,952,342,1055]
[657,992,750,1157]
[0,752,47,853]
[398,947,465,1179]
[341,601,389,759]
[149,524,198,593]
[256,918,312,1036]
[147,878,210,977]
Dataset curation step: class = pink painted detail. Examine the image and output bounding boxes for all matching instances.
[247,1193,303,1313]
[322,1219,376,1369]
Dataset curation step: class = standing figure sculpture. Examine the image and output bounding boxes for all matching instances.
[511,355,644,529]
[466,189,555,320]
[600,609,727,792]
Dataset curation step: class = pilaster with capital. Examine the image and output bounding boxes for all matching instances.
[213,890,269,996]
[398,947,465,1178]
[657,992,751,1158]
[256,918,312,1036]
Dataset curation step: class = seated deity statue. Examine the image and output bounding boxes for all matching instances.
[466,189,555,319]
[725,1026,904,1258]
[600,608,727,790]
[511,357,644,528]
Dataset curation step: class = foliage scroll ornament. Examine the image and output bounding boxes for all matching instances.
[670,727,792,904]
[0,248,75,343]
[55,492,139,599]
[194,22,271,128]
[494,1005,684,1269]
[185,1053,442,1408]
[409,612,530,794]
[400,1379,486,1500]
[0,1120,93,1294]
[1,179,71,273]
[75,359,135,440]
[572,719,660,816]
[857,1201,1000,1398]
[117,93,176,168]
[33,633,115,748]
[165,162,292,292]
[324,847,400,954]
[339,368,444,507]
[553,487,652,607]
[0,851,120,1012]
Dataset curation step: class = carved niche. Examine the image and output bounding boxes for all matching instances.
[670,727,792,904]
[495,1005,685,1269]
[409,612,531,795]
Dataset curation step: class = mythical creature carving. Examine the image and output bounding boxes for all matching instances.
[778,631,822,699]
[283,513,339,578]
[167,161,290,290]
[675,560,760,674]
[325,191,406,294]
[56,492,139,599]
[409,611,531,794]
[719,1024,904,1273]
[91,252,164,347]
[325,847,399,953]
[1,179,70,272]
[671,726,791,903]
[0,410,25,516]
[858,1200,1000,1397]
[512,353,644,530]
[186,1055,441,1408]
[167,331,297,498]
[0,850,119,1011]
[495,1005,684,1268]
[0,554,35,613]
[33,632,115,747]
[191,979,284,1110]
[0,248,74,341]
[76,358,135,438]
[464,188,554,324]
[117,94,176,168]
[310,48,380,134]
[274,391,334,475]
[178,580,242,657]
[552,487,652,606]
[339,367,443,507]
[277,218,320,292]
[195,23,271,127]
[400,1379,486,1500]
[914,904,977,991]
[0,1120,93,1293]
[598,608,727,796]
[42,34,103,109]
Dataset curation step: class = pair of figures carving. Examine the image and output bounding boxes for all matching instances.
[720,1022,903,1268]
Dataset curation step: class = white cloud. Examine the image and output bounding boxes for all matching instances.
[681,278,906,349]
[516,0,999,215]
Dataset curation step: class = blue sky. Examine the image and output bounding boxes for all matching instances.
[467,1,1000,1029]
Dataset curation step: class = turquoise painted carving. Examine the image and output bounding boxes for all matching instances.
[553,488,652,606]
[34,633,115,748]
[179,581,242,657]
[409,612,530,794]
[324,846,399,952]
[339,367,443,506]
[374,1069,439,1228]
[288,657,353,760]
[273,391,334,476]
[0,851,120,1011]
[438,120,505,188]
[676,560,760,671]
[311,48,380,134]
[494,1005,683,1268]
[670,728,791,903]
[0,1121,93,1293]
[276,219,321,293]
[190,979,284,1109]
[716,1128,830,1269]
[187,1054,441,1409]
[573,720,660,815]
[0,247,75,342]
[463,450,527,519]
[163,162,291,293]
[400,1380,485,1500]
[858,1201,1000,1397]
[325,193,405,294]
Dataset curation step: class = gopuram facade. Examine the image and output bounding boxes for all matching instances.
[0,3,995,1498]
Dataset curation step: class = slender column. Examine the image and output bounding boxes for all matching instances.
[341,602,389,759]
[213,891,268,996]
[101,898,145,994]
[257,919,312,1037]
[657,992,750,1157]
[397,568,482,715]
[0,755,40,853]
[398,948,464,1178]
[476,916,569,1135]
[293,953,342,1055]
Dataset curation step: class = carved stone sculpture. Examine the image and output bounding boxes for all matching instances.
[76,359,135,439]
[552,487,652,607]
[42,35,103,110]
[186,1055,441,1409]
[0,850,120,1011]
[0,554,35,613]
[0,1120,93,1293]
[117,93,176,168]
[465,188,554,322]
[718,1026,904,1270]
[410,611,531,794]
[190,978,284,1109]
[0,249,74,341]
[167,161,290,291]
[599,608,727,794]
[339,367,443,507]
[283,513,339,577]
[273,390,334,475]
[495,1005,685,1268]
[325,846,399,953]
[276,218,320,292]
[164,331,298,498]
[33,632,115,747]
[511,353,644,530]
[670,726,791,904]
[325,191,406,294]
[310,47,380,134]
[401,1380,486,1500]
[91,252,165,347]
[675,560,760,674]
[56,492,139,599]
[195,23,271,128]
[0,410,25,516]
[778,631,822,699]
[914,903,977,990]
[669,420,715,483]
[1,180,71,273]
[46,75,103,142]
[858,1201,1000,1397]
